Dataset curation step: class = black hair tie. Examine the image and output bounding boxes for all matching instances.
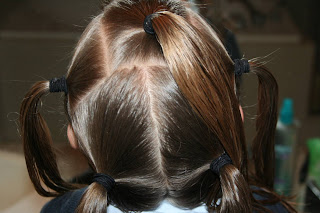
[49,76,68,94]
[210,152,232,175]
[234,59,250,76]
[143,14,155,35]
[92,173,115,192]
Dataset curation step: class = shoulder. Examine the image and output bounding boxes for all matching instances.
[41,187,87,213]
[41,186,289,213]
[252,187,289,213]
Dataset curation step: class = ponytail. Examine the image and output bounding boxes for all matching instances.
[217,165,252,212]
[250,61,278,189]
[76,183,109,213]
[207,153,252,212]
[20,81,75,196]
[234,60,298,213]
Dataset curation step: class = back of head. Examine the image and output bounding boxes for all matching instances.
[19,0,296,212]
[68,0,231,211]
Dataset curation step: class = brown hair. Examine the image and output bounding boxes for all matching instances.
[20,0,296,212]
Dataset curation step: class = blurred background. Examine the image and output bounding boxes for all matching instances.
[0,0,319,212]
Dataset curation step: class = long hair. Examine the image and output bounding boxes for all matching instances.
[20,0,296,212]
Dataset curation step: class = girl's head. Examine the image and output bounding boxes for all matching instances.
[20,0,292,212]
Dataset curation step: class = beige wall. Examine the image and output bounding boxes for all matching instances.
[0,33,78,143]
[0,0,98,144]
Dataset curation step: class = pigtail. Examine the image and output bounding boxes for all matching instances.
[248,63,298,212]
[215,165,252,212]
[238,61,297,212]
[249,62,278,189]
[76,183,109,213]
[152,10,252,212]
[20,81,74,196]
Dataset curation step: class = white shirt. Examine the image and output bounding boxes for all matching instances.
[108,200,217,213]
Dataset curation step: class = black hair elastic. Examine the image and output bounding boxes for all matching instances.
[210,152,232,175]
[143,14,155,35]
[49,76,68,94]
[234,59,250,76]
[92,173,115,192]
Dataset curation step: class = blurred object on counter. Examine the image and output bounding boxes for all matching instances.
[274,98,300,195]
[307,138,320,187]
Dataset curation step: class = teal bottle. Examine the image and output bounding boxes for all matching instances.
[274,98,299,195]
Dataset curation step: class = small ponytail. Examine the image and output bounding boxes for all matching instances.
[20,81,74,196]
[76,183,109,213]
[75,173,114,212]
[241,62,297,211]
[249,61,279,189]
[216,165,252,212]
[230,58,278,188]
[207,153,252,212]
